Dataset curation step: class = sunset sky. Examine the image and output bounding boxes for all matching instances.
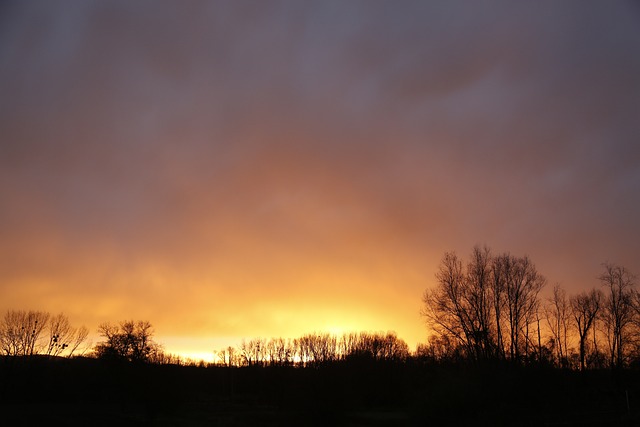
[1,1,639,361]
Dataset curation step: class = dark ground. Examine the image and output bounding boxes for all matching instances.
[1,356,639,426]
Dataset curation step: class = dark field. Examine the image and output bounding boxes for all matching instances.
[1,357,639,426]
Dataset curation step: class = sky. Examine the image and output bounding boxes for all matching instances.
[1,0,639,361]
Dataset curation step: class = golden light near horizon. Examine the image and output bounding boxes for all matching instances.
[0,1,639,362]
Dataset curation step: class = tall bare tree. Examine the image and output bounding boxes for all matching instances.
[599,263,635,368]
[545,284,571,367]
[570,289,602,370]
[501,254,546,363]
[490,254,508,360]
[422,251,478,360]
[466,245,495,359]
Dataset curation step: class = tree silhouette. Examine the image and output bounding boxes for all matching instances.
[570,289,602,371]
[502,254,546,362]
[0,310,49,356]
[422,246,546,364]
[545,284,571,367]
[94,320,158,363]
[0,310,89,358]
[341,331,409,362]
[422,250,480,360]
[599,263,636,368]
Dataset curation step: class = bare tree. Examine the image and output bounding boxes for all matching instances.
[422,248,546,364]
[238,338,267,366]
[422,251,471,358]
[238,339,252,366]
[46,313,73,356]
[490,254,508,360]
[254,337,267,366]
[67,325,90,357]
[338,332,359,359]
[296,333,338,366]
[503,255,545,363]
[570,289,602,371]
[599,263,635,368]
[217,346,239,367]
[0,310,24,356]
[0,310,50,356]
[422,250,492,361]
[269,337,294,366]
[545,284,571,367]
[466,245,495,359]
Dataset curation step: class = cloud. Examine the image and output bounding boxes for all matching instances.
[0,1,639,352]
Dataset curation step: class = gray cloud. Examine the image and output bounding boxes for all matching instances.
[1,0,639,348]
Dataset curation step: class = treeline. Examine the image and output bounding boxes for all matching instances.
[215,331,410,367]
[421,245,639,370]
[0,311,412,368]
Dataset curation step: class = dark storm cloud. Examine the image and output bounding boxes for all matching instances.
[0,0,639,348]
